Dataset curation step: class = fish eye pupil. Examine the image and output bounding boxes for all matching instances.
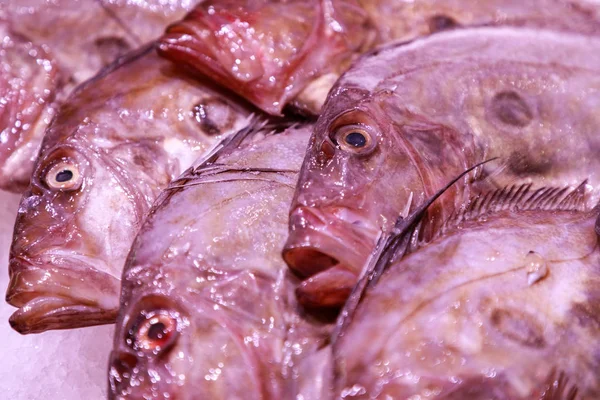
[55,169,73,183]
[345,131,367,148]
[147,321,167,341]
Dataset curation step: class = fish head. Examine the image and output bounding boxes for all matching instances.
[6,48,254,334]
[158,0,371,114]
[109,259,269,400]
[282,86,466,308]
[5,130,167,333]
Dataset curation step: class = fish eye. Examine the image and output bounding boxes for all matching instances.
[332,125,376,155]
[45,161,82,191]
[130,310,179,353]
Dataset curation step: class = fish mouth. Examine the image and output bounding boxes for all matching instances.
[6,256,120,334]
[282,206,379,309]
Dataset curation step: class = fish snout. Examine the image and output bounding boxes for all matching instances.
[283,205,379,309]
[6,254,120,334]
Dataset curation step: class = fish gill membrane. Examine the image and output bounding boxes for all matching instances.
[331,181,600,399]
[283,26,600,311]
[109,122,333,399]
[6,44,255,334]
[0,190,113,399]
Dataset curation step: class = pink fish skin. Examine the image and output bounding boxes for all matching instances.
[157,0,370,115]
[6,45,253,334]
[283,27,600,310]
[156,0,600,117]
[0,0,198,192]
[108,123,330,399]
[333,185,600,399]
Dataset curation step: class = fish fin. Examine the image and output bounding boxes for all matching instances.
[332,158,497,343]
[435,181,589,240]
[538,369,579,400]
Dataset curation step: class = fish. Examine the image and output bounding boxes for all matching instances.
[108,122,330,399]
[331,183,600,399]
[157,0,600,116]
[0,0,198,192]
[157,0,372,115]
[283,27,600,309]
[6,44,253,334]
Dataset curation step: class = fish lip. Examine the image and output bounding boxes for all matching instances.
[6,256,120,334]
[283,205,379,278]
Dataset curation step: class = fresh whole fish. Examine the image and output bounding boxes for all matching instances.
[283,27,600,309]
[332,183,600,399]
[157,0,600,115]
[6,45,253,334]
[108,122,329,399]
[0,0,198,191]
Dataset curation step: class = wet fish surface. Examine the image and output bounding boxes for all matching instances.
[332,184,600,399]
[6,45,253,334]
[109,122,330,399]
[283,27,600,309]
[157,0,600,115]
[0,0,198,191]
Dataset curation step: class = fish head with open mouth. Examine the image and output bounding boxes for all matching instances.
[283,75,474,310]
[284,27,600,310]
[6,47,253,334]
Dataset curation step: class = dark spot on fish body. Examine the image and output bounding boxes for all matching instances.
[490,307,546,348]
[428,15,459,33]
[491,91,534,127]
[507,152,553,176]
[94,36,132,66]
[193,98,235,136]
[571,300,600,330]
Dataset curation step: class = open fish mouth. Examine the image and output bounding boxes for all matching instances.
[6,257,120,334]
[282,206,379,309]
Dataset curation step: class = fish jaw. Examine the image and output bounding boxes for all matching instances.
[283,205,379,308]
[6,256,120,334]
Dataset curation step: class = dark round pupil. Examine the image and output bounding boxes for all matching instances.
[147,321,167,341]
[345,132,367,148]
[55,169,73,183]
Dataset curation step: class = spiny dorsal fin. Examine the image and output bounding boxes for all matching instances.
[436,181,588,239]
[539,369,579,400]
